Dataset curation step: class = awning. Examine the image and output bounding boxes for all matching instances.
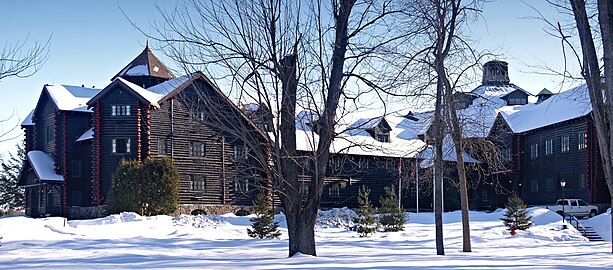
[27,150,64,182]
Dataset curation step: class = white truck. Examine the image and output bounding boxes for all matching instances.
[546,199,598,218]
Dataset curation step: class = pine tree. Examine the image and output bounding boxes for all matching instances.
[378,186,407,232]
[353,185,378,237]
[501,196,532,232]
[0,141,26,212]
[247,191,281,239]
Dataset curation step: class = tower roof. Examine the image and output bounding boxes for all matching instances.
[111,46,175,81]
[537,88,554,96]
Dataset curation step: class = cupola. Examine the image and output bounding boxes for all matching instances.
[536,88,554,103]
[111,44,175,88]
[482,60,510,84]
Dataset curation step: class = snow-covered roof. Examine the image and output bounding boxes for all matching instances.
[21,110,34,126]
[295,110,427,158]
[146,73,195,97]
[501,85,591,133]
[112,46,175,80]
[27,150,64,182]
[117,77,166,107]
[76,128,94,142]
[417,135,481,163]
[44,84,100,112]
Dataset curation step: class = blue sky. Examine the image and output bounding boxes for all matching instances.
[0,0,579,155]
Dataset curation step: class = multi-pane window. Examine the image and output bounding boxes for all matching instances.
[71,160,82,178]
[111,138,131,154]
[376,133,390,143]
[157,138,169,155]
[508,97,526,105]
[545,139,553,155]
[530,143,539,159]
[481,190,489,202]
[190,175,206,191]
[545,177,554,191]
[577,132,586,150]
[233,145,244,159]
[111,105,130,117]
[45,125,54,143]
[328,183,341,196]
[579,173,586,189]
[501,148,511,163]
[530,179,539,192]
[561,136,570,152]
[189,141,205,157]
[235,179,249,193]
[189,109,206,122]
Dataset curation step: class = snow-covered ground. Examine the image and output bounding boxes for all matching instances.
[1,207,611,269]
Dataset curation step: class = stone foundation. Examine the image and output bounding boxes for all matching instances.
[178,204,253,215]
[67,205,106,220]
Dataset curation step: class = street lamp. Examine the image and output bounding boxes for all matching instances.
[560,180,566,224]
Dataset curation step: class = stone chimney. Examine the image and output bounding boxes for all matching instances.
[482,60,510,84]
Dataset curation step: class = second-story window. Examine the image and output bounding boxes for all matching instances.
[233,145,244,159]
[189,141,206,157]
[189,109,206,122]
[111,138,131,154]
[561,136,570,152]
[577,132,586,150]
[545,139,553,155]
[45,125,54,143]
[501,148,511,163]
[111,105,131,117]
[530,143,539,159]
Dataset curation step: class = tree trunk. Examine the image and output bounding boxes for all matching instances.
[433,59,446,256]
[598,0,613,252]
[571,0,613,253]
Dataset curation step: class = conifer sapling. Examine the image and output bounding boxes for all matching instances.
[247,191,281,239]
[379,186,406,232]
[353,185,378,237]
[501,196,532,233]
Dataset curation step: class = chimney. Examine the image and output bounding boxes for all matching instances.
[482,60,510,84]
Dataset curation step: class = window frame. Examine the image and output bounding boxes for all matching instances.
[45,125,54,143]
[328,183,341,197]
[111,137,132,155]
[530,143,539,159]
[561,136,570,152]
[545,139,553,155]
[189,141,206,157]
[577,132,586,150]
[190,175,206,192]
[71,160,82,178]
[110,104,131,118]
[235,179,250,194]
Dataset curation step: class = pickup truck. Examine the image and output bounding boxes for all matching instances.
[546,199,598,218]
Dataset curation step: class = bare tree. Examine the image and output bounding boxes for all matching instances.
[0,36,49,81]
[567,0,613,253]
[145,0,399,257]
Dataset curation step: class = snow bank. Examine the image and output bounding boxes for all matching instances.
[72,212,144,226]
[173,214,228,228]
[316,207,357,228]
[584,208,612,242]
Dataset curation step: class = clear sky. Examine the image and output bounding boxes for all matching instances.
[0,0,580,156]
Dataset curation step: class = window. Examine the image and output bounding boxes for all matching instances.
[545,140,553,155]
[328,183,340,196]
[579,173,586,189]
[530,179,539,192]
[578,200,588,206]
[530,143,539,159]
[481,190,489,202]
[301,183,310,198]
[561,136,570,152]
[45,125,54,143]
[233,145,244,159]
[577,132,586,150]
[189,109,206,122]
[376,133,390,143]
[571,200,578,207]
[508,97,526,105]
[190,175,206,191]
[111,105,130,117]
[189,141,205,157]
[235,179,249,193]
[545,177,554,191]
[157,138,169,155]
[111,138,131,154]
[71,160,82,178]
[501,148,511,163]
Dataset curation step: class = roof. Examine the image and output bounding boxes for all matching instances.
[112,46,175,80]
[417,135,482,164]
[295,110,428,158]
[26,150,64,182]
[501,84,591,133]
[21,110,34,126]
[537,88,554,96]
[76,128,94,142]
[43,84,100,112]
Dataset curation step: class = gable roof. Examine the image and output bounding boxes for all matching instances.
[500,84,591,133]
[39,84,100,112]
[21,110,34,126]
[111,46,175,81]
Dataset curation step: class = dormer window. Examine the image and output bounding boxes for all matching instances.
[376,133,390,142]
[507,97,527,105]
